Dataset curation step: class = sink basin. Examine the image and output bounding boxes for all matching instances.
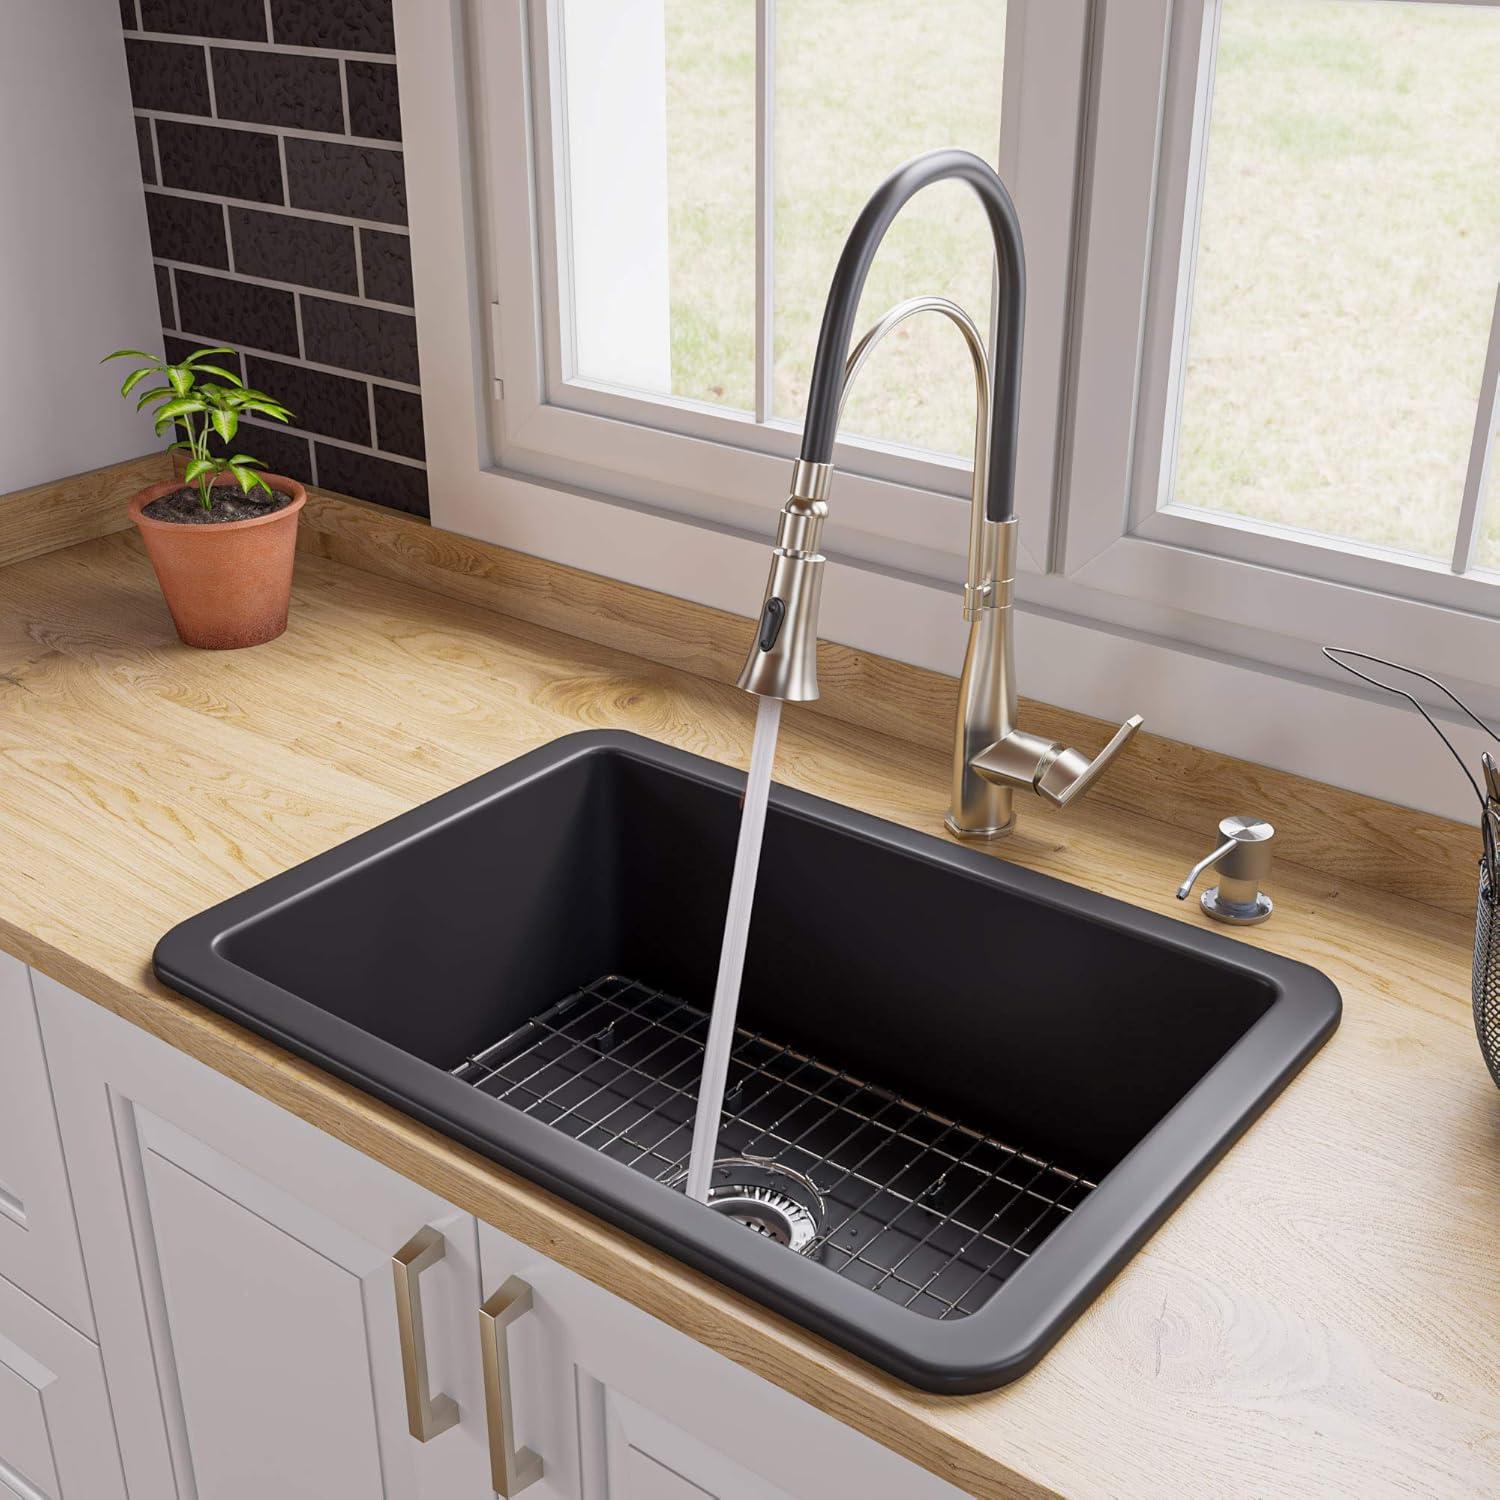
[155,730,1340,1392]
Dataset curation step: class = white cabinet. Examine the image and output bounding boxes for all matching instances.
[475,1222,965,1500]
[0,1273,124,1500]
[18,969,961,1500]
[0,952,93,1336]
[33,971,494,1499]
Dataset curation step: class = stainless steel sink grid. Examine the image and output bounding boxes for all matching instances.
[450,974,1096,1321]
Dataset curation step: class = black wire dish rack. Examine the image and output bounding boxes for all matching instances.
[450,974,1096,1321]
[1325,648,1500,1087]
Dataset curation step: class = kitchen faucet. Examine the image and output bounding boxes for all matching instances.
[738,148,1142,837]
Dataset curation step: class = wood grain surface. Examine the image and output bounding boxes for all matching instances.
[0,452,169,568]
[297,490,1482,918]
[1,528,1495,1497]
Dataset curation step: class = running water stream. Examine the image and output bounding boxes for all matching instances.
[684,695,783,1203]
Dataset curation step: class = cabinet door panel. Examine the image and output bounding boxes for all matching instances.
[0,1272,125,1500]
[477,1223,966,1500]
[0,954,92,1335]
[34,971,492,1500]
[139,1126,393,1498]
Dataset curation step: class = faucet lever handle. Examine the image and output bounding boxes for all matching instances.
[1034,715,1144,809]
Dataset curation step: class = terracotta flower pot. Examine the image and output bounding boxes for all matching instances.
[129,475,306,649]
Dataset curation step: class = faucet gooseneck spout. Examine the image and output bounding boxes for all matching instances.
[798,147,1026,525]
[738,147,1142,838]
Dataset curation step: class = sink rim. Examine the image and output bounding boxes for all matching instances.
[154,729,1341,1393]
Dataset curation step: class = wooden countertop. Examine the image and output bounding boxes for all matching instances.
[2,526,1496,1498]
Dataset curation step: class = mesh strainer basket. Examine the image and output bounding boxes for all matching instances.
[1324,648,1500,1090]
[1475,861,1500,1087]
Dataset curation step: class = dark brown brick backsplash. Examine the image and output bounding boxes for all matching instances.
[346,61,400,141]
[127,0,425,517]
[212,48,346,133]
[140,0,268,41]
[176,270,300,357]
[155,264,175,329]
[246,357,372,446]
[229,208,358,295]
[135,117,156,184]
[286,139,406,224]
[269,0,396,55]
[315,445,428,517]
[156,120,284,203]
[301,297,418,383]
[125,37,211,114]
[358,229,412,306]
[371,386,424,460]
[146,192,229,270]
[213,419,315,486]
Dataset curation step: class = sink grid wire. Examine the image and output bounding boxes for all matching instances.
[449,975,1096,1321]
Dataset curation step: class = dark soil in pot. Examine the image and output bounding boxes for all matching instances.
[143,484,296,525]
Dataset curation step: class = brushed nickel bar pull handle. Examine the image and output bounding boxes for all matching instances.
[391,1227,460,1442]
[479,1277,544,1496]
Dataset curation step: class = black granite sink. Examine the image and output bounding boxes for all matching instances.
[155,730,1340,1392]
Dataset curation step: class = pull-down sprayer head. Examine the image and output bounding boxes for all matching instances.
[738,148,1026,704]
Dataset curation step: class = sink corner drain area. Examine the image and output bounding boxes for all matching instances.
[155,732,1341,1391]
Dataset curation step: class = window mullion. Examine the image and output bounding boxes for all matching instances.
[754,0,776,426]
[1453,283,1500,575]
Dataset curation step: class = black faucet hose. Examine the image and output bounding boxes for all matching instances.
[797,148,1026,523]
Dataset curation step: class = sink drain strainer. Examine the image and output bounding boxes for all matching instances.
[670,1158,824,1255]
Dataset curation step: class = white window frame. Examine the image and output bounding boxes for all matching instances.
[1058,0,1500,692]
[395,0,1500,820]
[459,0,1088,582]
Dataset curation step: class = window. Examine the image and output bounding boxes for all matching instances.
[476,0,1086,575]
[1061,0,1500,694]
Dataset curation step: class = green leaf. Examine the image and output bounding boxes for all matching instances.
[155,396,206,422]
[166,365,195,397]
[134,384,173,411]
[242,401,292,423]
[191,364,244,387]
[225,454,264,467]
[101,348,159,364]
[211,408,239,444]
[118,366,155,398]
[166,440,195,454]
[230,465,270,496]
[183,458,218,484]
[182,345,238,364]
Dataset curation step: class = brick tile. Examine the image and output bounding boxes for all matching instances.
[270,0,394,53]
[212,47,344,132]
[301,297,418,382]
[358,228,411,305]
[316,444,428,516]
[246,356,370,444]
[135,117,156,184]
[125,37,210,114]
[146,192,229,269]
[175,270,300,356]
[285,139,405,224]
[139,0,268,40]
[346,60,400,141]
[157,120,283,203]
[371,386,424,459]
[210,418,314,485]
[155,264,175,328]
[229,207,357,294]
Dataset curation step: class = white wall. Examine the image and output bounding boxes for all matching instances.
[0,0,159,494]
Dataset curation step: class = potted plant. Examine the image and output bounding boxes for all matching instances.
[104,345,301,649]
